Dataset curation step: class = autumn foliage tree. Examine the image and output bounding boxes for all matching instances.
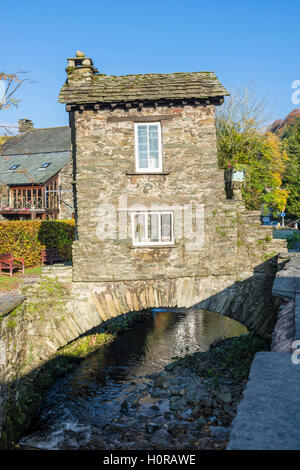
[216,86,289,213]
[281,118,300,217]
[241,132,289,212]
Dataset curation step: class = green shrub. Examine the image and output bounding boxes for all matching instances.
[287,232,300,249]
[0,220,75,267]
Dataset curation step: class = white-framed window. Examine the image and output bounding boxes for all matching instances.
[131,211,174,246]
[134,122,162,172]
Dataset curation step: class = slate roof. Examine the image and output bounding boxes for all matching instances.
[0,126,70,155]
[0,127,71,185]
[0,152,70,185]
[59,72,229,105]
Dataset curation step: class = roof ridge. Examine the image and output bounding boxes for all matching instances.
[29,126,69,131]
[107,71,216,77]
[0,150,70,157]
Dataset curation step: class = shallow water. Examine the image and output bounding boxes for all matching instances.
[20,309,247,449]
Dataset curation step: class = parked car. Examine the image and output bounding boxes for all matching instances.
[262,220,279,226]
[286,221,299,229]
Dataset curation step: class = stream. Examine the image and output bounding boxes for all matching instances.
[20,309,247,450]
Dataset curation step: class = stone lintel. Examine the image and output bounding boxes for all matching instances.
[125,171,171,176]
[107,115,181,123]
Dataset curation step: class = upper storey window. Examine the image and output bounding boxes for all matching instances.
[134,122,162,172]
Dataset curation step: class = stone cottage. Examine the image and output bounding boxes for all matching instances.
[0,120,73,220]
[58,52,283,333]
[59,52,239,282]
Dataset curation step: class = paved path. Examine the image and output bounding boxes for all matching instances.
[228,253,300,450]
[228,352,300,450]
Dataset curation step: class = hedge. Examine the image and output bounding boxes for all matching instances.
[0,220,75,267]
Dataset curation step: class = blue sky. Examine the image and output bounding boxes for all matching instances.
[1,0,300,132]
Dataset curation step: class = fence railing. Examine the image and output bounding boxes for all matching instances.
[0,196,47,210]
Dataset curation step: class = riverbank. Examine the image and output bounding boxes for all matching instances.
[19,330,270,450]
[1,308,152,449]
[82,333,270,450]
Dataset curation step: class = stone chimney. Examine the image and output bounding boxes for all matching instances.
[66,51,98,85]
[18,119,34,133]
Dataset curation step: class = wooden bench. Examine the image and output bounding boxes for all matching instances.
[41,248,66,266]
[0,253,25,277]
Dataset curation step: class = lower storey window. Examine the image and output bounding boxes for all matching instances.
[132,211,173,246]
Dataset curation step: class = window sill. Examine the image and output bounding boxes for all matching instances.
[126,171,170,176]
[130,244,177,249]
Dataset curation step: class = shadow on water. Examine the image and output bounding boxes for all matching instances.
[20,309,247,450]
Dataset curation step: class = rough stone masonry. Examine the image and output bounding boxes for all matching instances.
[58,51,286,335]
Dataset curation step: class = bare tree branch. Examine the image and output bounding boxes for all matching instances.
[216,83,275,132]
[0,70,34,111]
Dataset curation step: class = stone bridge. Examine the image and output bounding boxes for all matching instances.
[0,221,287,449]
[39,232,285,354]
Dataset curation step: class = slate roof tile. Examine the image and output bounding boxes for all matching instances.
[59,72,229,104]
[0,127,71,185]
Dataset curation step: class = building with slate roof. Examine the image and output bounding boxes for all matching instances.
[0,121,73,220]
[59,51,231,283]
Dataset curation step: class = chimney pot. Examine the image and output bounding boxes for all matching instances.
[66,52,97,85]
[18,119,34,133]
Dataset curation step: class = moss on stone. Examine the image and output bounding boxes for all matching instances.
[173,333,271,383]
[0,302,151,449]
[261,251,277,262]
[7,318,17,328]
[215,226,226,237]
[58,331,114,359]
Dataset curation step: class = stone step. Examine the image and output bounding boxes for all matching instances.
[0,294,25,317]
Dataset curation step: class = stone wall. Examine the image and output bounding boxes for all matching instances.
[70,103,285,290]
[59,160,74,219]
[72,104,235,281]
[272,251,300,351]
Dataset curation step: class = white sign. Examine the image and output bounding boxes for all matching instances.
[232,170,245,182]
